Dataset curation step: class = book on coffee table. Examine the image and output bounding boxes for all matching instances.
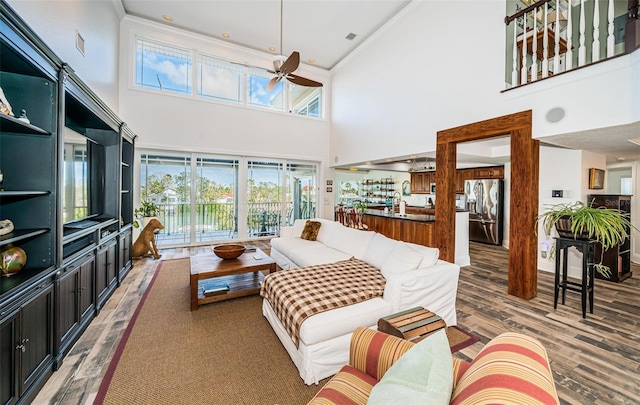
[200,280,230,297]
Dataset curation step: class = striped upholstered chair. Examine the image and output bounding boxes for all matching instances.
[308,327,559,405]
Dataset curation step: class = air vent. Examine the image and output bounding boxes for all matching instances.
[345,33,357,40]
[76,30,85,56]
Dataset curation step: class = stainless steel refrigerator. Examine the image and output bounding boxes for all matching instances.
[464,179,504,245]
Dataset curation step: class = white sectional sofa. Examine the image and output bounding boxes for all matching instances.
[263,218,460,384]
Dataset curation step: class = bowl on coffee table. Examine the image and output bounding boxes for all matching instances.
[213,244,246,260]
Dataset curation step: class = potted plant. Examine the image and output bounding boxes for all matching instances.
[537,200,635,277]
[133,200,160,228]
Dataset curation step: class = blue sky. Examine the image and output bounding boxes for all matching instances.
[137,43,279,106]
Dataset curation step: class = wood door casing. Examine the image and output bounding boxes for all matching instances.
[434,110,539,299]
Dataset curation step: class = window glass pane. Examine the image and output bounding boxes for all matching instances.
[140,154,191,245]
[247,68,284,110]
[197,54,243,103]
[136,39,192,95]
[195,157,239,242]
[247,160,283,236]
[285,163,317,225]
[290,84,322,118]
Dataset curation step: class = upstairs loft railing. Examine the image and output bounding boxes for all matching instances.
[505,0,635,88]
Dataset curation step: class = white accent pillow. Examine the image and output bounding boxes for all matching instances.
[363,233,399,269]
[380,242,423,278]
[325,225,375,259]
[368,329,453,405]
[406,242,440,268]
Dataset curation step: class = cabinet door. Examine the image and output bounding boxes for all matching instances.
[79,255,96,322]
[96,240,118,308]
[118,229,132,281]
[56,267,79,350]
[474,166,504,179]
[0,311,18,405]
[19,283,53,396]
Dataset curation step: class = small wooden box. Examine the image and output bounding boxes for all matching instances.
[378,307,446,342]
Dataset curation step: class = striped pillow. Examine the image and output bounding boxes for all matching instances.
[450,332,560,405]
[307,365,377,405]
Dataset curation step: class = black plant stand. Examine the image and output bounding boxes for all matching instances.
[554,237,596,318]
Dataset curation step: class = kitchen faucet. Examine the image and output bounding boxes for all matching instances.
[391,191,401,213]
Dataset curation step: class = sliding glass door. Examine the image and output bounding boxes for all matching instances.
[140,154,191,245]
[195,157,239,243]
[286,163,317,225]
[140,152,318,247]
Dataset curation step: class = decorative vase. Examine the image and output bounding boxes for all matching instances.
[0,245,27,277]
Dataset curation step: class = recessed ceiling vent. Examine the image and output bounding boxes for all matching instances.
[345,33,357,40]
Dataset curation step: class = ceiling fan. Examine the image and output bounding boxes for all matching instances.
[261,0,323,92]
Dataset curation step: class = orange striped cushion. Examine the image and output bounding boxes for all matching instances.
[349,327,415,381]
[452,358,471,390]
[307,365,377,405]
[450,332,560,405]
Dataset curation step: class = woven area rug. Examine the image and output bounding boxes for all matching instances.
[95,258,479,404]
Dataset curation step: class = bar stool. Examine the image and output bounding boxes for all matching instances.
[554,237,596,318]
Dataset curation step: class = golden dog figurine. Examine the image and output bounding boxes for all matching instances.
[131,218,164,259]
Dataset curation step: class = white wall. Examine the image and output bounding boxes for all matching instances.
[330,0,640,168]
[119,17,332,218]
[6,0,122,111]
[537,147,583,274]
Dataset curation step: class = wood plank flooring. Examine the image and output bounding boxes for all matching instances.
[34,241,639,405]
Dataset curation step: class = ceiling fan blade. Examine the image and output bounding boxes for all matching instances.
[286,73,323,88]
[266,76,281,92]
[279,51,300,74]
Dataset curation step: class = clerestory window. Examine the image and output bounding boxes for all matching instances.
[136,39,192,95]
[134,37,324,118]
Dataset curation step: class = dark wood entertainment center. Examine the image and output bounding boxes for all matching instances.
[0,3,136,404]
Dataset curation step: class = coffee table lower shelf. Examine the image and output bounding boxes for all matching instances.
[196,272,265,306]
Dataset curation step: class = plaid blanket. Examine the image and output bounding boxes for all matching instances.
[260,258,386,348]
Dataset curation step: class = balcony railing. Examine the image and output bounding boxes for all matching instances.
[505,0,629,88]
[150,201,316,246]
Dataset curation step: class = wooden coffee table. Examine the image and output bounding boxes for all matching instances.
[190,248,276,311]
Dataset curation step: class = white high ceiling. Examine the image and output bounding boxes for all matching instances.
[120,0,411,70]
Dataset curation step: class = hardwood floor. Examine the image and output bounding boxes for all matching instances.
[35,241,639,404]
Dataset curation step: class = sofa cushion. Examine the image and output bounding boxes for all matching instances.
[450,332,559,405]
[315,219,340,244]
[291,219,308,237]
[270,237,321,258]
[363,233,399,269]
[406,243,440,268]
[325,225,375,259]
[380,242,423,278]
[301,220,322,241]
[307,365,376,405]
[299,298,391,346]
[289,246,352,268]
[368,329,453,405]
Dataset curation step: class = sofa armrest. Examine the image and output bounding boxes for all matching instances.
[451,332,559,405]
[349,327,415,381]
[383,262,460,326]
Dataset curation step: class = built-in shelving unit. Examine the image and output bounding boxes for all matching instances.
[0,3,136,403]
[587,194,632,283]
[361,178,395,204]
